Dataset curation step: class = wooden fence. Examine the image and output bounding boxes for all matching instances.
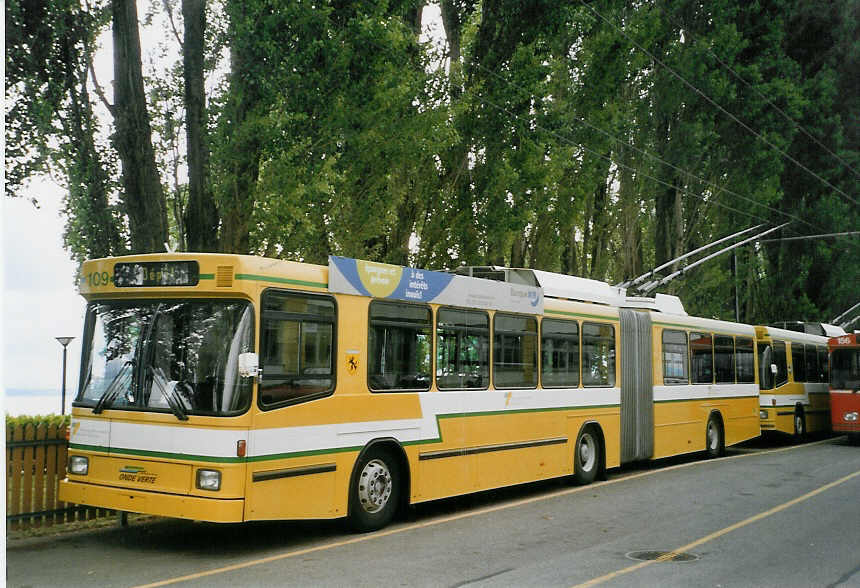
[6,422,113,529]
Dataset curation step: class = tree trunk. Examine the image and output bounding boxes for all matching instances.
[183,0,219,252]
[589,172,610,279]
[219,1,262,254]
[112,0,167,253]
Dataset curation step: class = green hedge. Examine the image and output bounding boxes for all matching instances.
[5,414,71,428]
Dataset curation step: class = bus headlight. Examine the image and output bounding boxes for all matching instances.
[759,410,768,419]
[69,456,89,475]
[844,412,859,422]
[196,469,221,491]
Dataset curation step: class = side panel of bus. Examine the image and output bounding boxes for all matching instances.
[652,325,760,459]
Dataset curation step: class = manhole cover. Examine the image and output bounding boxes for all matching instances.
[626,550,700,563]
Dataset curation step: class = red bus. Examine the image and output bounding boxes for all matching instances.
[829,333,860,444]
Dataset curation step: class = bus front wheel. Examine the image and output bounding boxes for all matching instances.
[573,426,601,485]
[793,408,806,442]
[348,448,400,532]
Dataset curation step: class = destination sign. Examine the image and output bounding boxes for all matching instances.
[114,261,200,287]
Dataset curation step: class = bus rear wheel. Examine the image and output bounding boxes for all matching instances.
[706,415,724,458]
[348,448,400,532]
[573,426,600,485]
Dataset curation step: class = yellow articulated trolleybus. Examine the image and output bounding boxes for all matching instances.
[755,325,832,438]
[60,254,760,531]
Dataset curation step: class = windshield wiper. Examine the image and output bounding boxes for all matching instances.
[93,360,134,414]
[150,366,189,421]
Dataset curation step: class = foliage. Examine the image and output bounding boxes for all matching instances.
[5,0,857,324]
[5,414,71,428]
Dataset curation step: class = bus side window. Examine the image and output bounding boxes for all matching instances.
[773,341,788,387]
[805,344,819,382]
[714,335,734,384]
[493,314,538,389]
[368,301,432,392]
[582,322,615,387]
[690,332,713,384]
[817,347,829,382]
[260,290,335,408]
[436,307,489,390]
[662,330,688,385]
[791,343,806,382]
[735,337,755,383]
[541,319,579,388]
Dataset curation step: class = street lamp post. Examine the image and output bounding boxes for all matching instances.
[56,337,75,415]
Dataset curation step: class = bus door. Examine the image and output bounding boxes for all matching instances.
[619,309,653,463]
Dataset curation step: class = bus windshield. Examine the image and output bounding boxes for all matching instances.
[77,300,254,416]
[831,349,860,390]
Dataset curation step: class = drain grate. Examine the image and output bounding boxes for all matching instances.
[626,550,700,563]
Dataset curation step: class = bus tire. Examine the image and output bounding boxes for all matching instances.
[573,426,600,485]
[793,407,806,442]
[347,447,400,532]
[706,414,724,458]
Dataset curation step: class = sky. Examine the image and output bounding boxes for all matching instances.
[2,179,86,396]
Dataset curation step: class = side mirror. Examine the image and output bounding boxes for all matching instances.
[770,364,778,375]
[238,352,260,379]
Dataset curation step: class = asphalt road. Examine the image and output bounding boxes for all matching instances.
[7,435,860,588]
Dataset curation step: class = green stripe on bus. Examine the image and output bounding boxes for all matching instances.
[199,274,215,280]
[234,273,328,289]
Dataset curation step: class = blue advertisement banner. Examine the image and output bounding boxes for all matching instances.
[328,256,543,314]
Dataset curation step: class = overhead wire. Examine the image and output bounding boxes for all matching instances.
[576,0,859,207]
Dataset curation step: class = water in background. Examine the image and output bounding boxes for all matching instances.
[4,389,71,416]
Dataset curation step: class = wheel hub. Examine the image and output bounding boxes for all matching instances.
[579,434,596,470]
[358,459,392,514]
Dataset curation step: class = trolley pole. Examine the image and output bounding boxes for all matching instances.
[56,337,74,415]
[733,250,740,323]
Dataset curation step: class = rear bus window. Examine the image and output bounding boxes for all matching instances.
[493,314,538,389]
[662,330,688,384]
[369,301,432,391]
[582,322,615,387]
[541,319,580,388]
[736,337,755,383]
[690,332,713,384]
[714,336,735,384]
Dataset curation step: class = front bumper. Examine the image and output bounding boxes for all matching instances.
[59,479,245,523]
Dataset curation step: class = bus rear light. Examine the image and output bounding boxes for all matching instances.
[844,412,858,422]
[196,469,221,491]
[237,440,247,458]
[69,456,89,475]
[759,410,768,419]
